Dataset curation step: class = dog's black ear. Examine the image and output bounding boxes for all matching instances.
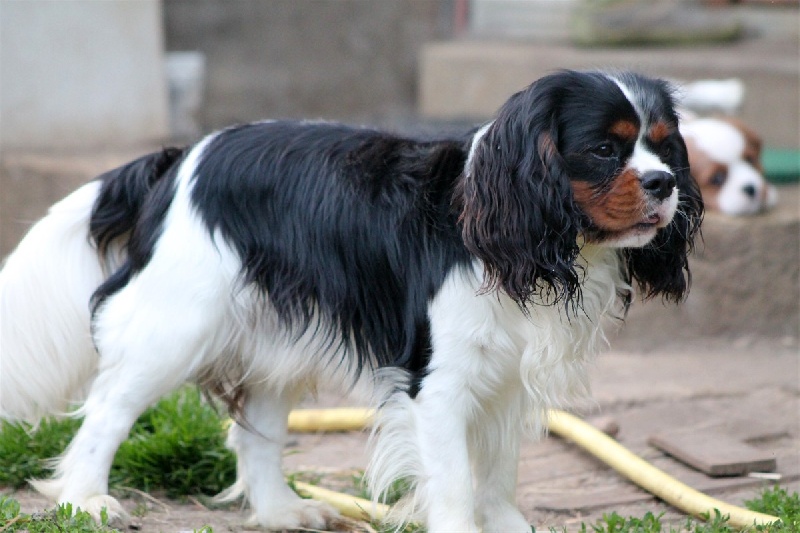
[458,77,584,308]
[624,136,704,303]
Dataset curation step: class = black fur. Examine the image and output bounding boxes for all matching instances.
[459,72,603,309]
[90,147,186,312]
[191,122,471,381]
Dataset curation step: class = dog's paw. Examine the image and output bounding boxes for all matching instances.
[75,494,130,527]
[481,504,531,533]
[31,478,130,528]
[245,498,339,530]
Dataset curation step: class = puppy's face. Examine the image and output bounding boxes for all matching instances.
[557,75,688,248]
[680,117,776,216]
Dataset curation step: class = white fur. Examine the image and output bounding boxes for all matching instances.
[30,136,225,523]
[679,78,744,115]
[0,181,105,422]
[368,248,626,531]
[682,119,747,165]
[621,140,680,248]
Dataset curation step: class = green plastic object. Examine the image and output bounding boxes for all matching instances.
[762,148,800,184]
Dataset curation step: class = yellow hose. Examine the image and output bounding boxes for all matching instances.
[287,407,375,432]
[286,407,781,529]
[293,480,389,522]
[546,410,780,529]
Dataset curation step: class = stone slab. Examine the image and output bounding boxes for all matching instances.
[648,430,777,477]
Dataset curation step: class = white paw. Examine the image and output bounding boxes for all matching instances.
[246,498,339,530]
[72,494,129,527]
[481,505,531,533]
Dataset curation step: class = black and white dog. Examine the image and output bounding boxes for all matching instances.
[0,70,702,532]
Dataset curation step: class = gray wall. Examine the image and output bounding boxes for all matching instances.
[0,0,169,149]
[163,0,452,131]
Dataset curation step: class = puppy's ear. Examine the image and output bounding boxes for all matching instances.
[625,136,704,303]
[458,79,583,308]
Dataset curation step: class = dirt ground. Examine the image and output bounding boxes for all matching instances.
[5,334,798,532]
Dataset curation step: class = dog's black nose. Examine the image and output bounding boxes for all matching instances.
[742,184,757,198]
[640,171,676,201]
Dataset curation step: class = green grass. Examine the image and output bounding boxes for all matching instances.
[745,485,800,532]
[0,494,214,532]
[548,485,798,532]
[0,416,82,487]
[0,495,116,532]
[110,387,235,497]
[0,387,236,497]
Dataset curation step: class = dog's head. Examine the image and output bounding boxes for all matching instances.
[680,116,776,216]
[459,70,703,308]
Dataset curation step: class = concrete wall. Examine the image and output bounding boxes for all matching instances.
[0,0,169,149]
[163,0,450,131]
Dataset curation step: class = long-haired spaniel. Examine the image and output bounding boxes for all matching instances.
[0,70,702,532]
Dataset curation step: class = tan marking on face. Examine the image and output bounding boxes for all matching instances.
[572,169,648,232]
[609,120,639,142]
[648,121,672,144]
[684,136,724,211]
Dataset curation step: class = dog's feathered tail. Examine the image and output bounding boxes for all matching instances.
[0,148,185,423]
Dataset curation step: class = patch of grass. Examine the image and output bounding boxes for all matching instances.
[746,485,800,532]
[0,494,216,532]
[0,417,81,487]
[111,387,235,497]
[0,387,236,498]
[549,486,798,533]
[0,495,117,532]
[353,471,414,506]
[575,511,666,533]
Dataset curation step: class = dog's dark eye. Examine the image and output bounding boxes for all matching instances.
[660,143,672,158]
[710,169,727,186]
[591,143,615,158]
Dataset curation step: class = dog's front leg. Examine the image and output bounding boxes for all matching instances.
[471,407,532,533]
[413,385,480,533]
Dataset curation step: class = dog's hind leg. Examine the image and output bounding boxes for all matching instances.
[32,219,237,523]
[217,384,339,529]
[30,286,228,524]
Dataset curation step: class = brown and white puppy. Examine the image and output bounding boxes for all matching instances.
[680,116,777,216]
